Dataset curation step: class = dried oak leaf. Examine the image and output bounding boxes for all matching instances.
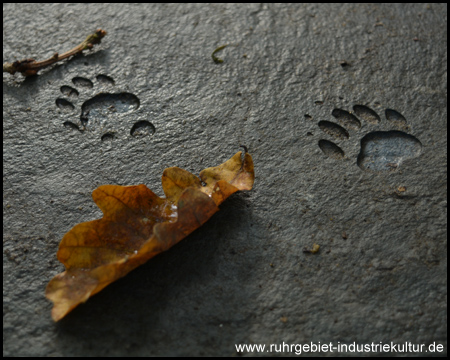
[46,151,254,321]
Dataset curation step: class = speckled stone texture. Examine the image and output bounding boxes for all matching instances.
[3,3,447,356]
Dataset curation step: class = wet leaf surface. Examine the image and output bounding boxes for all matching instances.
[46,151,254,321]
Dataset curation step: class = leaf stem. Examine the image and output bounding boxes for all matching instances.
[3,29,107,77]
[212,45,228,64]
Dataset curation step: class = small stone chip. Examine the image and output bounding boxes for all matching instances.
[303,243,320,254]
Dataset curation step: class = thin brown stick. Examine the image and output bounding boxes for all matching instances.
[3,29,107,77]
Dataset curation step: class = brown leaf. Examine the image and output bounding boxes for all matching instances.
[46,151,254,321]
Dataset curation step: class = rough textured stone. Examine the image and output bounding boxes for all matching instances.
[3,3,447,356]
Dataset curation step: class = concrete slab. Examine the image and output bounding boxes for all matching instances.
[3,3,447,356]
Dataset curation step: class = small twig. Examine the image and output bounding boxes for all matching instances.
[212,45,228,64]
[3,29,107,77]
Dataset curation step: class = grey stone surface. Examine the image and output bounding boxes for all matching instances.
[3,3,447,356]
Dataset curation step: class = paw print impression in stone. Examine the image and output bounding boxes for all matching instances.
[56,75,155,141]
[318,105,422,172]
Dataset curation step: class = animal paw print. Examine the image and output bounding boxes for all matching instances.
[317,105,422,172]
[55,75,155,141]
